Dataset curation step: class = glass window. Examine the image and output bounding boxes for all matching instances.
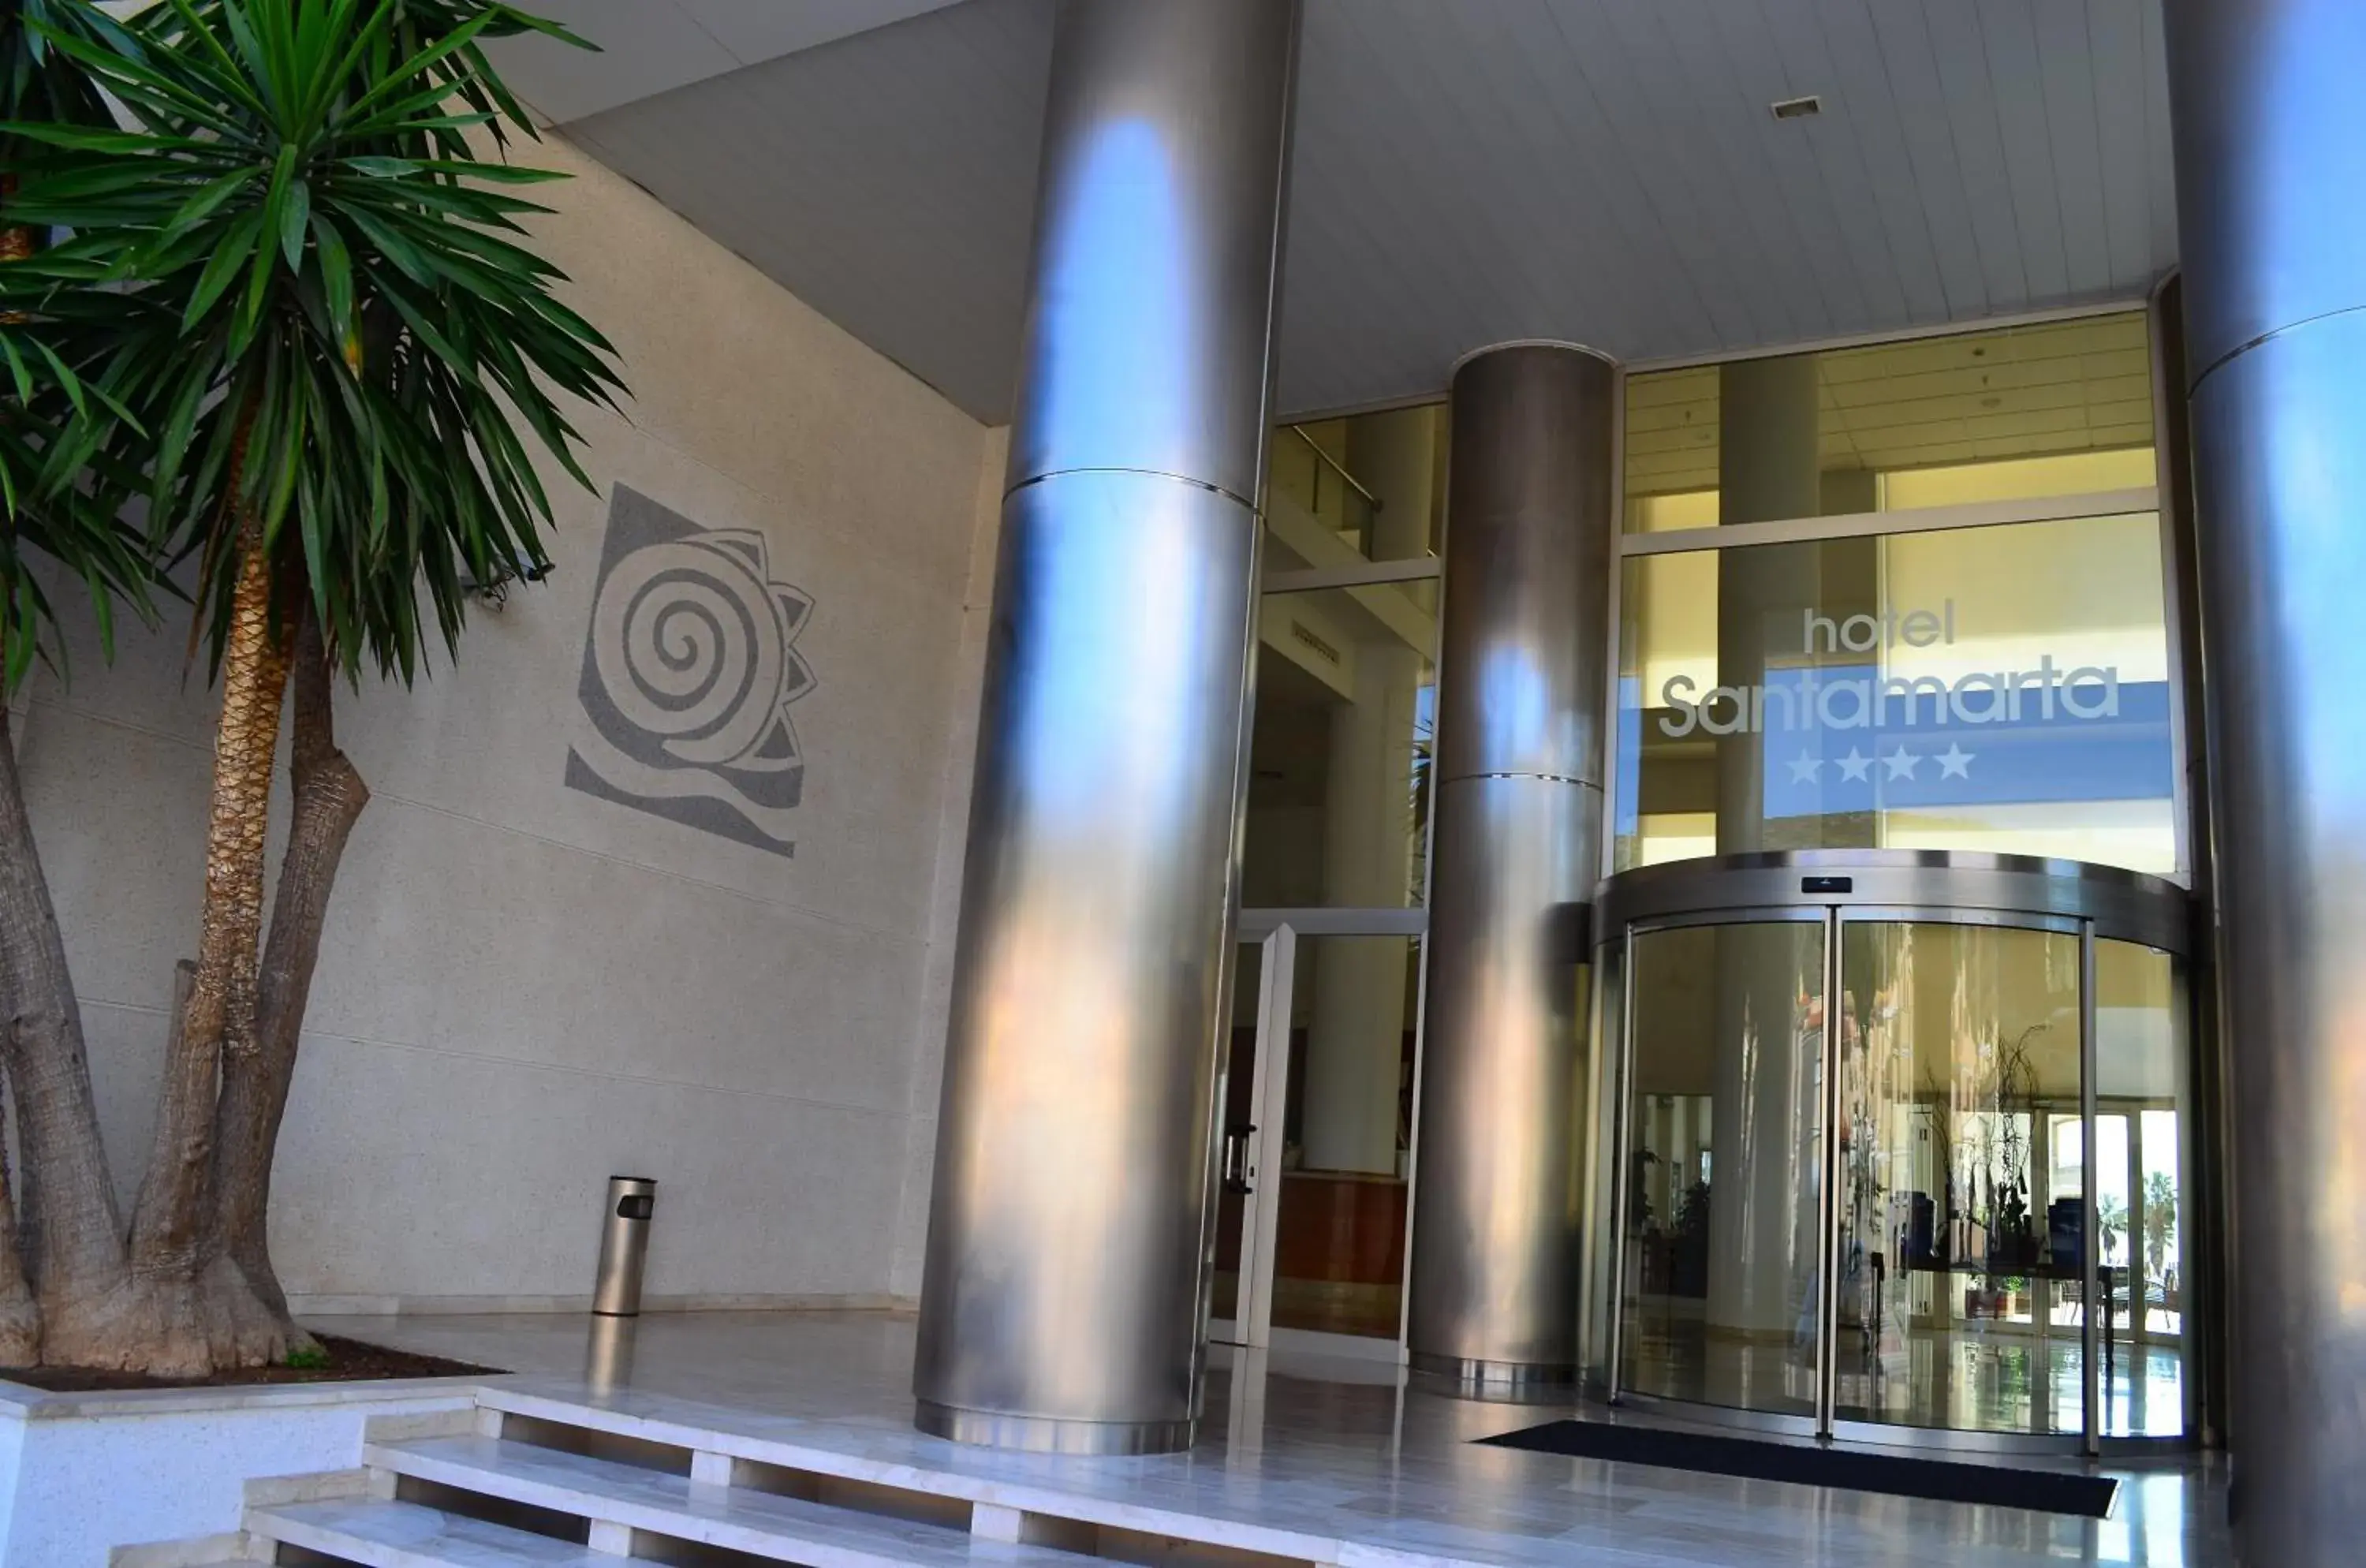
[1614,512,2178,875]
[1266,404,1447,568]
[1242,584,1437,908]
[1272,934,1424,1341]
[1624,312,2156,533]
[2095,939,2189,1438]
[1247,402,1446,909]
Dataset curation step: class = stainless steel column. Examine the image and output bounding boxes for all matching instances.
[1409,345,1616,1389]
[2163,2,2366,1559]
[912,0,1300,1456]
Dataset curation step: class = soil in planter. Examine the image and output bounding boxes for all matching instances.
[1,1334,502,1393]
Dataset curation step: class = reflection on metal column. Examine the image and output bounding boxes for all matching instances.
[1408,345,1616,1389]
[913,0,1301,1455]
[2164,0,2366,1556]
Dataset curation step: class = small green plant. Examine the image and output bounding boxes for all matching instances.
[281,1343,330,1372]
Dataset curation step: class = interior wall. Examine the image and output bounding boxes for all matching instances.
[6,129,1001,1312]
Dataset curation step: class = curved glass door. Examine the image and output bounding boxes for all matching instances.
[1599,857,2198,1448]
[1618,917,1828,1421]
[1830,920,2087,1438]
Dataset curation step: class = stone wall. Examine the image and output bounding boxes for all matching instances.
[9,129,998,1312]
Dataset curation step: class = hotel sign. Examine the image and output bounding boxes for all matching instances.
[1634,600,2171,814]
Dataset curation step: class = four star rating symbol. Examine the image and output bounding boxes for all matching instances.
[1784,745,1975,788]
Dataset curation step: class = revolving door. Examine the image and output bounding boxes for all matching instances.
[1584,852,2195,1453]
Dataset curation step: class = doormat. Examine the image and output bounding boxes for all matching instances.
[1478,1419,2118,1518]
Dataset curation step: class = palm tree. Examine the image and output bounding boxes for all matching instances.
[0,0,172,1372]
[2143,1168,2178,1289]
[0,0,621,1372]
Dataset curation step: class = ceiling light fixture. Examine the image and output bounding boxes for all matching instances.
[1771,95,1822,121]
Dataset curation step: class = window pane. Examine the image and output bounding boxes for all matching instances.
[1615,513,2178,875]
[1624,313,2156,533]
[1267,405,1447,567]
[1243,584,1436,908]
[1271,935,1423,1341]
[2097,939,2190,1437]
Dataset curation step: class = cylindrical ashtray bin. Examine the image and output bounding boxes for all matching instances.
[592,1175,656,1316]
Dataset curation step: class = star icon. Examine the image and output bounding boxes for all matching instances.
[1937,743,1975,779]
[1837,748,1873,782]
[1883,747,1921,780]
[1787,752,1823,784]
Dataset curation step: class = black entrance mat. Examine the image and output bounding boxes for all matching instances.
[1478,1418,2118,1518]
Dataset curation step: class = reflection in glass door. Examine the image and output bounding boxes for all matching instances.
[1830,921,2087,1438]
[1618,917,1829,1420]
[1268,934,1424,1346]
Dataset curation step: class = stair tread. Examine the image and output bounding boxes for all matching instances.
[365,1435,1106,1566]
[252,1497,664,1566]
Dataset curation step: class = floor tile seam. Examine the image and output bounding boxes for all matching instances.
[72,995,914,1123]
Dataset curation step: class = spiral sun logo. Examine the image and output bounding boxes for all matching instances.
[564,487,816,856]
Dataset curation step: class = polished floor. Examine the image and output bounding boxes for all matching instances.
[1625,1325,2189,1439]
[323,1309,2230,1567]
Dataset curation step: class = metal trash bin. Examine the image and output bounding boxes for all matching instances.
[592,1175,656,1316]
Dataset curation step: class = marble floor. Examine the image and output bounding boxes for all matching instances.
[1624,1326,2189,1439]
[320,1309,2231,1567]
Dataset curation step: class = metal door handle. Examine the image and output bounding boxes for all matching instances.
[1222,1126,1256,1194]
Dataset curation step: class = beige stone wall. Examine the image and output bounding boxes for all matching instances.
[9,129,998,1311]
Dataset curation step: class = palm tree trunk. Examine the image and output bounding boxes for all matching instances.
[0,1066,41,1365]
[214,599,366,1338]
[0,702,131,1365]
[127,516,289,1372]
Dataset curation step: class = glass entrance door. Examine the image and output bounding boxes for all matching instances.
[1829,920,2088,1439]
[1207,928,1293,1348]
[1209,916,1428,1356]
[1617,916,1830,1421]
[1596,857,2199,1451]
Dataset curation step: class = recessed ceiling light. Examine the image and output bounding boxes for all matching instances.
[1771,95,1822,121]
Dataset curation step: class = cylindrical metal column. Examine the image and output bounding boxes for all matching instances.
[2163,2,2366,1559]
[913,0,1300,1456]
[1408,344,1616,1389]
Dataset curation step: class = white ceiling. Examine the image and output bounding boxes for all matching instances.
[490,0,2179,425]
[480,2,969,122]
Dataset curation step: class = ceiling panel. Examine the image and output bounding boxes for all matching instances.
[1623,312,2157,494]
[530,0,2179,424]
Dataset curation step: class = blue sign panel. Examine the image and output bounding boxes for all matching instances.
[1746,665,2174,819]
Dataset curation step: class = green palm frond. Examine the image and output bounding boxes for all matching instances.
[0,0,162,696]
[0,0,622,685]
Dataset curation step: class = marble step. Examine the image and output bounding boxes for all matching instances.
[361,1434,1107,1566]
[248,1497,663,1566]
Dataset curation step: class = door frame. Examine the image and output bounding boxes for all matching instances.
[1208,923,1296,1350]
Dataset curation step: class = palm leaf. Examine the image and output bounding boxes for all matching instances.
[9,0,621,685]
